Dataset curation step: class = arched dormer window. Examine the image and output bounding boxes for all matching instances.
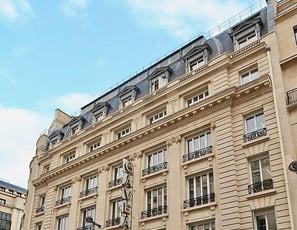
[148,66,172,92]
[91,102,110,123]
[183,44,211,72]
[48,130,64,148]
[68,116,86,136]
[231,16,263,50]
[119,85,139,108]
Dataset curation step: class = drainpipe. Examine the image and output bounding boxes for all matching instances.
[265,45,295,230]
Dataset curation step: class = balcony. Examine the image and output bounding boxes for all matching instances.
[108,177,123,188]
[35,205,45,214]
[183,193,215,209]
[141,205,167,219]
[248,179,273,194]
[77,225,95,230]
[80,187,98,198]
[183,146,213,162]
[142,162,168,176]
[243,128,267,142]
[55,196,71,206]
[105,217,120,227]
[287,88,297,105]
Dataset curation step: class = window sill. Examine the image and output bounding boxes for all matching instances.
[78,193,98,202]
[182,202,217,214]
[107,184,122,192]
[35,211,45,216]
[241,135,270,148]
[246,189,276,200]
[141,169,168,182]
[140,213,168,224]
[54,202,71,209]
[182,153,214,168]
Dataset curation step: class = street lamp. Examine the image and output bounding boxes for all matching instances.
[288,160,297,173]
[85,216,101,229]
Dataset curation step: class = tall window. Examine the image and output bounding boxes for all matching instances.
[36,195,45,213]
[36,223,42,230]
[254,208,276,230]
[57,215,68,230]
[143,149,167,176]
[241,67,259,85]
[294,26,297,44]
[185,172,214,208]
[249,156,273,194]
[106,200,122,227]
[81,207,96,229]
[81,175,98,197]
[151,77,160,92]
[117,127,131,139]
[187,90,209,107]
[142,185,167,218]
[244,112,266,141]
[0,211,11,230]
[109,165,123,187]
[56,185,71,206]
[149,110,167,124]
[189,220,215,230]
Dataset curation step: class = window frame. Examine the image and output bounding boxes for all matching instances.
[117,126,131,139]
[187,89,209,107]
[60,185,71,200]
[187,131,212,154]
[63,152,76,164]
[57,215,69,230]
[148,110,167,124]
[254,208,277,230]
[240,66,259,85]
[188,220,216,230]
[187,171,214,200]
[294,26,297,44]
[145,185,167,211]
[245,111,265,134]
[81,206,96,228]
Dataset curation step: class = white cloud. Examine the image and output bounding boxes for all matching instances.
[125,0,263,39]
[0,0,34,22]
[0,106,51,188]
[59,0,89,17]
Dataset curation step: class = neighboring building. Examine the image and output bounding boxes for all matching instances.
[0,179,27,230]
[23,0,297,229]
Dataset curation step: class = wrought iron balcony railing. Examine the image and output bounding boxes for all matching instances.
[105,217,120,227]
[108,177,123,188]
[141,205,167,219]
[142,162,168,176]
[76,225,95,230]
[183,193,215,209]
[55,196,71,206]
[36,205,45,214]
[248,179,273,194]
[183,146,213,162]
[243,128,267,142]
[80,187,98,198]
[287,88,297,105]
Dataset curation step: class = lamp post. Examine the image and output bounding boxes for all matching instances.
[288,160,297,173]
[85,217,101,229]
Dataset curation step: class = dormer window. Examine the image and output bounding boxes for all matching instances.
[68,116,86,136]
[91,102,110,123]
[231,16,262,50]
[148,66,172,92]
[183,43,211,73]
[71,125,78,135]
[119,85,139,108]
[48,130,64,149]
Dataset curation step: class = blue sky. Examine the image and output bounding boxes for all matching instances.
[0,0,266,188]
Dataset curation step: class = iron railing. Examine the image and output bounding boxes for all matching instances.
[243,128,267,142]
[55,196,71,206]
[248,179,273,194]
[142,162,168,176]
[141,205,167,219]
[287,88,297,105]
[35,205,45,214]
[105,217,121,227]
[76,225,95,230]
[183,146,213,162]
[184,193,215,208]
[80,187,98,198]
[108,177,123,188]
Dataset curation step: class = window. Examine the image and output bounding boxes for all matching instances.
[89,141,101,152]
[184,172,214,208]
[244,112,266,142]
[184,131,212,162]
[294,27,297,44]
[148,66,171,92]
[57,215,68,230]
[44,164,50,173]
[143,148,167,176]
[0,211,11,230]
[189,220,215,230]
[122,96,133,107]
[81,207,96,229]
[119,86,138,108]
[91,102,110,123]
[64,152,76,163]
[36,223,42,230]
[183,44,210,73]
[142,185,167,219]
[151,77,160,92]
[187,90,209,107]
[237,31,257,49]
[106,200,122,227]
[36,195,45,213]
[254,208,276,230]
[189,56,205,71]
[117,127,131,139]
[71,125,79,135]
[95,111,104,121]
[0,199,5,205]
[56,185,71,206]
[149,110,167,124]
[241,67,259,85]
[81,176,98,197]
[109,165,123,188]
[248,156,273,194]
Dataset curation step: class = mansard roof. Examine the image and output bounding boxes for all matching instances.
[148,66,173,80]
[231,15,263,36]
[67,116,86,127]
[91,102,110,113]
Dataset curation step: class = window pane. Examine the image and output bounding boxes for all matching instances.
[195,176,201,197]
[189,178,194,199]
[256,113,265,129]
[246,117,255,132]
[267,212,277,230]
[261,158,271,180]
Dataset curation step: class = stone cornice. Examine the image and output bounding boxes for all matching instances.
[275,2,297,23]
[33,75,271,186]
